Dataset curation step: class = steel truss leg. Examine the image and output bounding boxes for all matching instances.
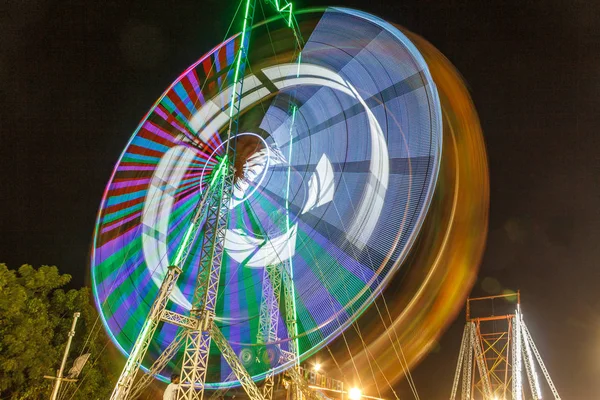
[512,309,523,400]
[258,264,283,345]
[178,168,235,400]
[110,266,182,400]
[450,325,469,400]
[462,323,473,400]
[257,263,283,399]
[281,261,302,400]
[285,366,321,400]
[522,322,561,400]
[521,317,541,400]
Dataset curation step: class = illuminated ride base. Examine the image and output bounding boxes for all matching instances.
[90,3,443,400]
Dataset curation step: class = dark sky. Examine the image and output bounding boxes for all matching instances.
[1,0,598,399]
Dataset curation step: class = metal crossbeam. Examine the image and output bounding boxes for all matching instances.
[110,266,182,400]
[162,310,199,330]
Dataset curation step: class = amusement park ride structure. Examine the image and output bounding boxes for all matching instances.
[109,1,321,399]
[450,293,561,400]
[96,1,560,400]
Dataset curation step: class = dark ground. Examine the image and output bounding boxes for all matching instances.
[1,0,599,398]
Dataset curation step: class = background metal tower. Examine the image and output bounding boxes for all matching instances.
[450,293,561,400]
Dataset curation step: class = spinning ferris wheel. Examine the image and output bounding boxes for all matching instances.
[91,3,448,400]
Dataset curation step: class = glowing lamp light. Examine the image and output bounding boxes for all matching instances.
[348,387,362,400]
[314,362,321,372]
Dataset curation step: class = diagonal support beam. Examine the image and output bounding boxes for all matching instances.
[110,266,182,400]
[522,321,561,400]
[210,324,266,400]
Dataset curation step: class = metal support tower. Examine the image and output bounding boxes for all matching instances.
[178,160,236,399]
[449,293,561,400]
[111,2,310,399]
[257,263,283,399]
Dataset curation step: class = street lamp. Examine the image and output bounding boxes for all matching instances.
[348,387,362,400]
[314,362,321,372]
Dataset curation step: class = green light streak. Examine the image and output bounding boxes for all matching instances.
[125,318,153,375]
[229,0,254,118]
[272,0,294,27]
[172,157,228,267]
[285,104,300,357]
[209,156,228,188]
[173,221,195,267]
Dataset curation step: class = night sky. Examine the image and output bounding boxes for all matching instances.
[1,0,599,399]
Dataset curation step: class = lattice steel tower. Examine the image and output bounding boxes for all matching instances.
[450,293,561,400]
[108,1,310,399]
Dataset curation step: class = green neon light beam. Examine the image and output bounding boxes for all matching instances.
[229,0,254,118]
[285,104,300,358]
[272,0,294,27]
[172,157,229,267]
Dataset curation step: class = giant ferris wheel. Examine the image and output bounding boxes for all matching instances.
[90,3,452,400]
